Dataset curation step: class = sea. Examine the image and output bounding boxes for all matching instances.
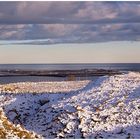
[0,63,140,71]
[0,63,140,84]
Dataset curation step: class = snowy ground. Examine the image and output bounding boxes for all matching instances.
[0,80,89,94]
[0,72,140,138]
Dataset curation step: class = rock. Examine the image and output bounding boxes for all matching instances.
[76,105,85,112]
[39,99,50,106]
[57,132,65,138]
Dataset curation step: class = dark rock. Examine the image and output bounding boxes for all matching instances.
[39,99,50,106]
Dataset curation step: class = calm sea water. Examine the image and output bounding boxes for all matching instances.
[0,63,140,71]
[0,63,140,84]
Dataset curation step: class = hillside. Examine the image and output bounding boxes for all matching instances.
[0,72,140,138]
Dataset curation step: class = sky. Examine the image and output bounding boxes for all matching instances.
[0,1,140,63]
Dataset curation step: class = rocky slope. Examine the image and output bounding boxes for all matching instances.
[0,72,140,138]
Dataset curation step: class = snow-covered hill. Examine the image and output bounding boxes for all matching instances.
[0,72,140,138]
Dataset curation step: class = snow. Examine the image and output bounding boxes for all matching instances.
[0,108,41,139]
[0,72,140,138]
[0,80,89,94]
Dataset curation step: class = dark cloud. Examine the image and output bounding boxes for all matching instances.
[0,1,140,43]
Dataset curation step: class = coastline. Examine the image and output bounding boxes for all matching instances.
[0,69,122,77]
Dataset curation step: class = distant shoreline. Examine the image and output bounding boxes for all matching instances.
[0,63,140,72]
[0,69,122,77]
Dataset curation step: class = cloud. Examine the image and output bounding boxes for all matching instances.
[1,1,140,24]
[0,1,140,43]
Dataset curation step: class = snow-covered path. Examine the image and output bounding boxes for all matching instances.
[0,72,140,138]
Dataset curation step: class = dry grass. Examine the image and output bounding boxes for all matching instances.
[3,85,18,91]
[0,108,40,139]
